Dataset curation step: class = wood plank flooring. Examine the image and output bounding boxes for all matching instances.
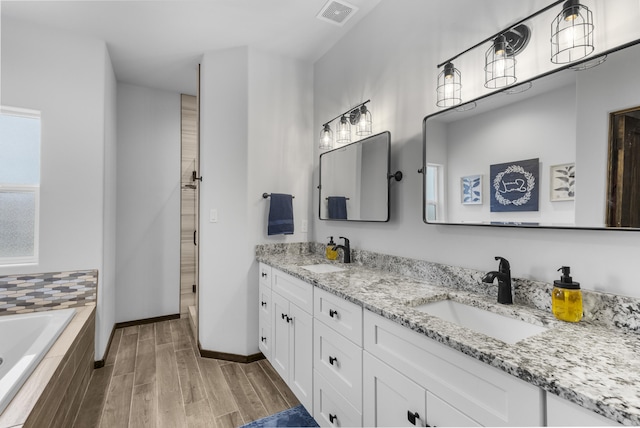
[73,319,299,427]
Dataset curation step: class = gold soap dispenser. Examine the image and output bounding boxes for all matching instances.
[326,236,338,260]
[552,266,583,322]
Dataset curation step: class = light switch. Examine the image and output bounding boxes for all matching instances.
[210,209,218,223]
[301,220,308,233]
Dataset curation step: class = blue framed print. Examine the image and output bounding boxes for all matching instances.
[490,158,539,212]
[461,174,482,204]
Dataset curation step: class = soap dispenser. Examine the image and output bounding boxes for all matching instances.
[552,266,583,322]
[326,236,338,260]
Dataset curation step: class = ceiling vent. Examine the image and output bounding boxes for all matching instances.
[316,0,358,26]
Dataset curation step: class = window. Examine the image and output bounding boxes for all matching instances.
[0,107,41,265]
[426,163,444,222]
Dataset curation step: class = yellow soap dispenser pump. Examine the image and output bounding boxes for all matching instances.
[552,266,583,322]
[326,236,338,260]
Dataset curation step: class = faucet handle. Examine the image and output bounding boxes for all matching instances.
[494,256,510,272]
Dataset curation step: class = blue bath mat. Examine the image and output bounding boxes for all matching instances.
[240,405,318,428]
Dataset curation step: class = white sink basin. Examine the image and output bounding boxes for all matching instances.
[413,300,547,344]
[300,264,346,274]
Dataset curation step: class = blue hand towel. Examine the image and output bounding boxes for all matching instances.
[328,196,348,220]
[268,193,294,235]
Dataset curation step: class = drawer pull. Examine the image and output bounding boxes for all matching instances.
[261,272,267,278]
[329,413,337,424]
[261,336,267,342]
[281,313,292,323]
[261,301,267,307]
[407,411,420,425]
[329,356,338,365]
[329,309,339,318]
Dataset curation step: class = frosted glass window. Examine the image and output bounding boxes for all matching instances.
[0,107,41,265]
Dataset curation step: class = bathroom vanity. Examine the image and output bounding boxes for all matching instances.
[256,244,637,426]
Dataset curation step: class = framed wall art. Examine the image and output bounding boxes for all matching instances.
[461,175,482,204]
[490,158,539,212]
[550,163,575,201]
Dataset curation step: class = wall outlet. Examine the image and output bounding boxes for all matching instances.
[209,209,218,223]
[301,219,308,233]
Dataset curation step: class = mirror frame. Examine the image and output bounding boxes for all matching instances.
[319,130,391,222]
[422,39,640,231]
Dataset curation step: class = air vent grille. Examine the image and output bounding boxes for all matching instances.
[317,0,358,26]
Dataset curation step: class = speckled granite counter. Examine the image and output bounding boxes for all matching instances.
[256,243,640,425]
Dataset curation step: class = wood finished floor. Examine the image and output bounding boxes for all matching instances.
[73,318,299,428]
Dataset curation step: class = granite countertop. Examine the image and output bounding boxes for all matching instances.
[257,251,640,425]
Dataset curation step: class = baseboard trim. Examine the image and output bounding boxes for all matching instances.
[94,313,181,368]
[114,313,180,329]
[199,348,265,364]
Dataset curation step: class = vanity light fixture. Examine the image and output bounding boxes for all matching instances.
[551,0,594,64]
[485,34,517,89]
[319,100,372,149]
[436,62,462,107]
[319,124,334,150]
[336,115,351,144]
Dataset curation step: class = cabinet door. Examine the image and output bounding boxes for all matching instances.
[259,282,271,320]
[259,263,272,288]
[258,316,272,361]
[290,303,313,412]
[363,351,426,427]
[427,392,480,427]
[271,291,291,382]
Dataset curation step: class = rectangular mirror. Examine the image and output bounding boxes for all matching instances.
[319,131,390,222]
[423,40,640,230]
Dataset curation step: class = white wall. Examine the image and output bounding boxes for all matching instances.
[115,83,181,323]
[313,0,640,298]
[0,17,115,358]
[200,47,313,356]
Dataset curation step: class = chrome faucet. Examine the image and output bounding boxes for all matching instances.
[482,256,513,304]
[332,236,351,263]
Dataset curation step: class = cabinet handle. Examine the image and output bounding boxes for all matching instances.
[261,272,267,278]
[261,301,267,307]
[329,413,337,424]
[281,313,292,323]
[261,336,266,342]
[329,309,339,318]
[329,356,338,366]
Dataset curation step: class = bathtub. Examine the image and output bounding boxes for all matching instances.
[0,308,76,414]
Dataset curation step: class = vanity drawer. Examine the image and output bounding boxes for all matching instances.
[272,269,313,315]
[364,310,543,426]
[314,370,362,428]
[259,282,271,319]
[258,315,271,361]
[314,319,362,410]
[314,287,363,346]
[259,263,272,288]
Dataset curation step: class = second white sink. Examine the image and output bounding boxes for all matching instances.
[413,299,548,344]
[300,264,346,274]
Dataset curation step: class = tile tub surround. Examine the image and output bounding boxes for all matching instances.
[0,305,96,428]
[256,243,640,425]
[0,270,97,315]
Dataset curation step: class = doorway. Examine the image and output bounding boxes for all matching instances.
[180,93,199,337]
[607,107,640,227]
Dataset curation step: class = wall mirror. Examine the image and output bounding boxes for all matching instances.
[319,131,390,222]
[423,40,640,230]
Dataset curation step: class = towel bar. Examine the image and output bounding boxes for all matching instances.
[325,197,350,200]
[263,193,295,199]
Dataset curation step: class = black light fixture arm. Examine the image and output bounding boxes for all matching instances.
[322,99,371,127]
[436,0,565,69]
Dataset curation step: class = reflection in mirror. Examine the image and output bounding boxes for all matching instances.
[319,131,390,222]
[423,40,640,230]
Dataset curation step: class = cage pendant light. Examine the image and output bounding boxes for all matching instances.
[336,115,351,144]
[319,124,334,149]
[551,0,594,64]
[485,34,517,89]
[355,105,372,136]
[436,62,462,107]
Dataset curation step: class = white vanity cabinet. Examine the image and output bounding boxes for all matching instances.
[546,394,621,426]
[363,310,544,427]
[313,288,364,427]
[258,264,272,359]
[269,269,313,413]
